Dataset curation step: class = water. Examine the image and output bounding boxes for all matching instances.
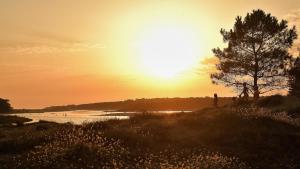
[10,110,190,125]
[10,110,132,125]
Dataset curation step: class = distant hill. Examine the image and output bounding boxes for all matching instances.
[20,97,231,113]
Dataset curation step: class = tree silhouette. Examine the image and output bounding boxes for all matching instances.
[289,49,300,97]
[211,9,297,100]
[0,98,13,113]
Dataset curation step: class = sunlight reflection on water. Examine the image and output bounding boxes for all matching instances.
[11,110,131,125]
[11,110,191,125]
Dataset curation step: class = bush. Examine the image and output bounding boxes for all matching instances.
[35,123,51,131]
[0,116,31,125]
[288,106,300,117]
[0,136,46,153]
[0,98,13,113]
[257,95,284,107]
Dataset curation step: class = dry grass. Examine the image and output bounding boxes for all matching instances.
[1,106,300,169]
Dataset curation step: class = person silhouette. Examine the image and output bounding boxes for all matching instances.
[239,82,249,101]
[213,93,218,107]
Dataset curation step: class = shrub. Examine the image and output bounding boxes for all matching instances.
[0,116,30,125]
[256,95,284,107]
[288,106,300,117]
[0,98,12,113]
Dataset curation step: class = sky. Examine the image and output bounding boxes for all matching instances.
[1,0,300,108]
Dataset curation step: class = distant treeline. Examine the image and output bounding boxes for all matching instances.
[14,97,233,113]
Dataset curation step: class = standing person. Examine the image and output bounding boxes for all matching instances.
[239,82,249,101]
[213,93,218,107]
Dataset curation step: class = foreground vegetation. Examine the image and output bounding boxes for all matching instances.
[1,99,300,169]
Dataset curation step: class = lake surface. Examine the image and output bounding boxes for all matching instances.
[10,110,190,125]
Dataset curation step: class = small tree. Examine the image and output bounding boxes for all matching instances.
[211,9,297,100]
[289,49,300,97]
[0,98,13,113]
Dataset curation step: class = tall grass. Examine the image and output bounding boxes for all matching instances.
[1,106,300,169]
[236,107,300,127]
[5,122,250,169]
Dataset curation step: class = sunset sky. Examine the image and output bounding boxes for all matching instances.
[1,0,300,108]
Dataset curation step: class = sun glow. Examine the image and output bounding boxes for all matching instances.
[137,26,201,78]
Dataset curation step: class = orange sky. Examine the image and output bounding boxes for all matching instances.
[1,0,300,108]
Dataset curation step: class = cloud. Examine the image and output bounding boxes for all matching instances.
[0,42,106,54]
[201,57,219,65]
[286,10,300,25]
[1,23,82,44]
[0,25,106,54]
[196,56,218,75]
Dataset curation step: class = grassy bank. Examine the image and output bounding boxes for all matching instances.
[0,106,300,169]
[0,115,31,127]
[256,95,300,114]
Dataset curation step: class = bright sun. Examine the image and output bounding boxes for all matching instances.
[137,26,201,78]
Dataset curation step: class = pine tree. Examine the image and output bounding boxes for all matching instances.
[289,51,300,98]
[211,9,297,100]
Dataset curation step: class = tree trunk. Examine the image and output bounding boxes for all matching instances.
[253,52,260,101]
[253,82,259,101]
